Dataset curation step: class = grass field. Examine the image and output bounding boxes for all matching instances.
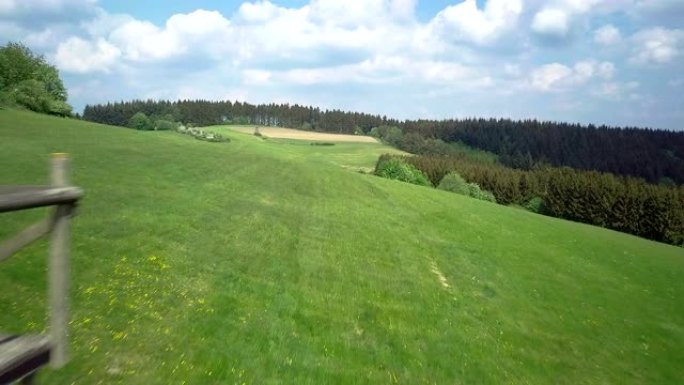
[1,109,683,384]
[226,125,378,143]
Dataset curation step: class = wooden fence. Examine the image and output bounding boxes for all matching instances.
[0,154,83,383]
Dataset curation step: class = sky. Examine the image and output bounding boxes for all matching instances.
[1,0,683,130]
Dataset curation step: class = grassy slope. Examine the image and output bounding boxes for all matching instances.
[0,109,683,385]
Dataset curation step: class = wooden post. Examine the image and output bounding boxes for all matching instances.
[48,153,70,368]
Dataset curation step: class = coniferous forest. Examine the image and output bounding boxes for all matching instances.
[83,99,684,186]
[375,154,683,246]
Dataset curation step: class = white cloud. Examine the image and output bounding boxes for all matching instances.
[8,0,684,130]
[530,63,573,91]
[390,0,417,19]
[630,27,683,64]
[0,0,16,14]
[309,0,387,26]
[243,69,272,85]
[529,59,614,91]
[504,63,521,77]
[597,61,615,78]
[634,0,684,18]
[561,0,601,13]
[592,81,639,100]
[0,0,98,28]
[0,0,96,14]
[81,10,135,37]
[531,8,569,37]
[108,20,174,61]
[244,56,476,86]
[106,9,232,61]
[429,0,523,45]
[594,24,621,45]
[237,1,283,22]
[55,37,121,73]
[530,0,606,40]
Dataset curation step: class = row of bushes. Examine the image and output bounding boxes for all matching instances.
[378,154,684,246]
[176,126,228,143]
[128,112,178,131]
[437,173,496,203]
[125,111,229,143]
[374,157,497,203]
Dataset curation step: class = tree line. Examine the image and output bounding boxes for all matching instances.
[83,99,684,185]
[376,153,684,246]
[82,99,398,133]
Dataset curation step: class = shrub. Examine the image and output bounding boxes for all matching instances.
[154,119,177,131]
[468,183,497,203]
[375,158,431,186]
[437,172,470,195]
[175,125,230,143]
[438,171,496,202]
[47,99,73,117]
[525,196,546,214]
[12,79,52,113]
[129,112,153,131]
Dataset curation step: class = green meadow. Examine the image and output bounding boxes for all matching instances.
[1,109,683,384]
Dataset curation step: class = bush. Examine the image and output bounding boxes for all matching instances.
[175,125,230,143]
[154,119,177,131]
[437,172,470,195]
[375,158,431,186]
[525,196,546,214]
[370,125,403,146]
[468,183,497,203]
[129,112,153,130]
[48,99,72,117]
[438,171,496,202]
[12,79,52,113]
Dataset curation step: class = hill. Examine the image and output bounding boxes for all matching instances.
[1,109,683,384]
[83,99,684,184]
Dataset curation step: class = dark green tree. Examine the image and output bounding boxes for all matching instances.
[129,112,154,131]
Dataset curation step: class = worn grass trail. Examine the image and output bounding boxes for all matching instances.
[0,109,683,384]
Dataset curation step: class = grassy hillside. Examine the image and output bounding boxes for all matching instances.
[0,109,683,385]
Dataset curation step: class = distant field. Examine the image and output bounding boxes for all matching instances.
[227,125,378,143]
[1,110,683,385]
[207,125,403,172]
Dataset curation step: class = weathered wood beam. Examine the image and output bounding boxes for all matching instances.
[0,186,83,213]
[0,334,51,384]
[48,154,70,369]
[0,219,52,263]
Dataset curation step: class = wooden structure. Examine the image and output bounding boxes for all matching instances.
[0,154,83,384]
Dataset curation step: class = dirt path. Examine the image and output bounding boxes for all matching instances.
[430,260,450,289]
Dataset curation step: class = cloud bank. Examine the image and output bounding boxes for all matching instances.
[1,0,683,130]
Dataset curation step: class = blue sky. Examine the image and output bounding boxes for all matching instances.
[1,0,683,129]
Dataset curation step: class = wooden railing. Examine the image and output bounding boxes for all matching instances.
[0,154,83,383]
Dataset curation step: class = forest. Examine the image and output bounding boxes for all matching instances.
[83,99,684,186]
[375,153,684,246]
